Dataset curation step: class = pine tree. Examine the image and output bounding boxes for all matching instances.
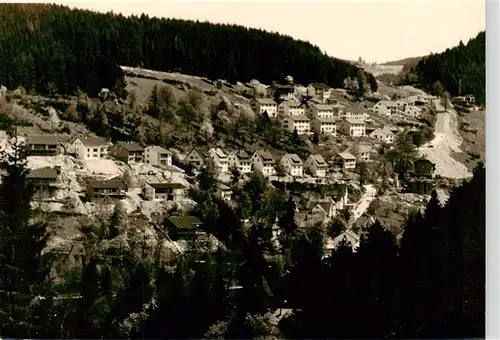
[0,136,55,337]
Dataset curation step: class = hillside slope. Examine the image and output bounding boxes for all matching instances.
[402,31,485,105]
[0,3,376,97]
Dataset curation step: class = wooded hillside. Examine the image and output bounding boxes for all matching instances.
[403,31,485,104]
[0,3,376,97]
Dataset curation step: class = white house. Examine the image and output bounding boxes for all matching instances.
[278,101,306,117]
[337,119,366,137]
[329,230,360,251]
[280,153,304,177]
[404,105,422,117]
[282,115,310,135]
[372,100,400,116]
[227,150,252,174]
[217,183,233,201]
[304,154,328,178]
[68,136,111,160]
[311,118,337,136]
[145,145,172,167]
[0,130,7,151]
[357,145,371,162]
[333,152,356,170]
[309,83,331,103]
[370,126,395,144]
[404,95,429,106]
[339,107,367,121]
[208,148,229,173]
[251,150,276,177]
[250,98,278,117]
[309,103,334,119]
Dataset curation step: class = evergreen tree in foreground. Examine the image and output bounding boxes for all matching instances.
[0,136,55,338]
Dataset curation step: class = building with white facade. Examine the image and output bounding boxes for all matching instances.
[370,126,395,144]
[250,98,278,117]
[372,100,401,116]
[209,148,229,173]
[338,119,366,137]
[251,150,276,177]
[278,101,306,117]
[309,103,335,119]
[68,136,111,160]
[304,154,328,178]
[282,115,310,135]
[280,153,304,177]
[311,118,337,136]
[145,145,172,167]
[227,150,252,174]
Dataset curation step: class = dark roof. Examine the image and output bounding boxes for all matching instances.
[27,167,59,180]
[148,182,186,190]
[88,179,126,190]
[255,150,275,164]
[287,154,303,165]
[26,134,59,145]
[167,216,203,230]
[310,154,327,166]
[414,158,435,166]
[74,136,109,147]
[236,150,251,160]
[310,83,330,90]
[117,142,144,152]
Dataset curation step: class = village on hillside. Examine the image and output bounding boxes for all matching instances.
[0,72,480,258]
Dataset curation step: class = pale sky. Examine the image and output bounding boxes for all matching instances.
[55,0,484,63]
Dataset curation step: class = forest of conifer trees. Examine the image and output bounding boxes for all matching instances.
[0,139,486,338]
[403,31,485,105]
[0,3,376,97]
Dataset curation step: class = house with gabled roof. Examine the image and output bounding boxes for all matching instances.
[306,197,337,221]
[250,98,278,117]
[370,126,395,144]
[109,141,144,164]
[337,118,366,137]
[373,100,401,116]
[145,145,172,167]
[251,150,276,177]
[309,83,331,102]
[328,229,360,252]
[280,153,304,177]
[311,117,337,136]
[143,182,186,201]
[282,115,310,135]
[304,154,328,178]
[278,100,305,117]
[185,148,210,169]
[217,182,233,201]
[227,150,252,174]
[333,152,356,170]
[87,179,127,200]
[26,134,61,156]
[208,148,229,173]
[68,136,112,160]
[309,103,334,119]
[27,166,61,200]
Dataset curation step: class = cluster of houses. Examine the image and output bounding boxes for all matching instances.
[185,146,373,180]
[12,133,195,204]
[250,84,432,142]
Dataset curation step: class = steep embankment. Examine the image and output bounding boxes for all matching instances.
[418,100,472,179]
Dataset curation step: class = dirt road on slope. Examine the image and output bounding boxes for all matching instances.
[418,100,472,179]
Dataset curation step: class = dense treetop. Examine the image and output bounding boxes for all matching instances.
[403,31,485,105]
[0,3,376,97]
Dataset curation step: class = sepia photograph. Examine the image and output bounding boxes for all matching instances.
[0,0,487,338]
